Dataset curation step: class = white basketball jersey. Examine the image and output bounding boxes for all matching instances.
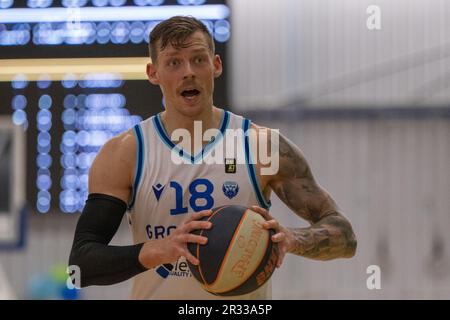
[126,109,272,300]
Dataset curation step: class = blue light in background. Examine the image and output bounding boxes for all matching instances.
[12,95,27,110]
[37,189,51,213]
[62,131,77,147]
[178,0,206,5]
[76,130,90,147]
[76,153,90,169]
[134,0,165,5]
[1,5,230,24]
[110,0,126,6]
[0,8,229,46]
[38,191,51,203]
[37,132,51,148]
[62,74,78,89]
[1,23,32,46]
[38,95,52,109]
[63,94,78,108]
[11,74,28,89]
[0,0,13,9]
[60,143,77,154]
[62,109,77,127]
[144,21,159,43]
[61,153,77,169]
[81,73,124,88]
[12,110,27,126]
[37,197,51,213]
[85,93,126,109]
[96,21,111,44]
[37,174,52,190]
[62,0,88,7]
[37,74,52,89]
[130,21,145,44]
[37,153,53,169]
[110,21,130,44]
[92,0,108,6]
[12,23,31,31]
[32,22,64,45]
[36,88,52,212]
[76,94,87,108]
[79,173,89,190]
[214,19,230,43]
[58,73,142,212]
[37,109,52,131]
[61,174,79,190]
[59,190,79,213]
[85,22,97,44]
[64,22,96,45]
[38,168,51,176]
[38,144,51,154]
[27,0,53,8]
[88,130,109,146]
[37,190,51,209]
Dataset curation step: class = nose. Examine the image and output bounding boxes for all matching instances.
[182,62,196,80]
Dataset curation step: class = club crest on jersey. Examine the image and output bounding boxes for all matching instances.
[222,181,239,199]
[152,183,165,201]
[225,158,236,173]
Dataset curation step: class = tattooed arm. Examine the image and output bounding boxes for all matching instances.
[263,131,357,261]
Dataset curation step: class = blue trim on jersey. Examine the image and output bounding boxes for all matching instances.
[243,118,271,209]
[128,124,144,210]
[152,110,230,164]
[194,110,229,163]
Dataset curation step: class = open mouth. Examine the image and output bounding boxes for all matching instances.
[181,89,201,99]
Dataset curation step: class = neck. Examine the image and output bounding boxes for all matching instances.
[160,106,222,138]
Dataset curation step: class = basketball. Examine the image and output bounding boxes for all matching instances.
[187,205,278,296]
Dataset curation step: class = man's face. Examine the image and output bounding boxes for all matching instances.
[147,31,222,117]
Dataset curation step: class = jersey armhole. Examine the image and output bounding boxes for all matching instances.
[242,118,272,209]
[128,124,144,211]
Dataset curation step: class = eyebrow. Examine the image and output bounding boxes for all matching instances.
[162,47,210,58]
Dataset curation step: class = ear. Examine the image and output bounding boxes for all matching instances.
[146,62,159,85]
[213,54,223,78]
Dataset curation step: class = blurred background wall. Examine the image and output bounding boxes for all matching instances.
[230,0,450,108]
[0,0,449,299]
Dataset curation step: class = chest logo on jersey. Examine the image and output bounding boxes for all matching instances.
[225,158,236,173]
[222,181,239,199]
[152,183,165,201]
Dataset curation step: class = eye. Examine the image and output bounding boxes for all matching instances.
[194,56,205,64]
[168,59,179,67]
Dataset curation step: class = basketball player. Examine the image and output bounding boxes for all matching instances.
[68,16,357,299]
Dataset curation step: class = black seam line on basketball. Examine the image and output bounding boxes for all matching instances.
[211,209,271,294]
[197,205,232,286]
[204,209,253,293]
[207,209,248,291]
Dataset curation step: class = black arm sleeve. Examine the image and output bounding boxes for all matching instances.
[68,193,148,287]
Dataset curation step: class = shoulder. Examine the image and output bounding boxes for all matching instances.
[247,121,274,147]
[248,120,310,179]
[88,129,137,200]
[94,129,136,169]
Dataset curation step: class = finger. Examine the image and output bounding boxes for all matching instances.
[250,206,273,221]
[183,220,213,233]
[187,209,213,222]
[179,234,208,245]
[183,250,200,266]
[262,219,280,231]
[277,250,286,268]
[271,232,286,243]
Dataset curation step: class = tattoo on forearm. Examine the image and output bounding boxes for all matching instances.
[289,214,357,260]
[270,133,357,260]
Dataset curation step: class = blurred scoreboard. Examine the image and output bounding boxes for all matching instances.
[0,0,230,213]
